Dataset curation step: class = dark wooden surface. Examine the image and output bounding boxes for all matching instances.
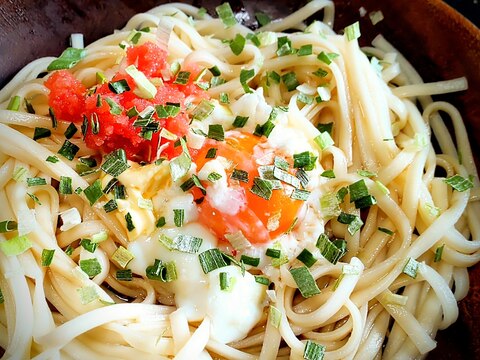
[0,1,478,358]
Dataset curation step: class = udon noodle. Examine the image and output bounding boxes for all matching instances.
[0,1,478,359]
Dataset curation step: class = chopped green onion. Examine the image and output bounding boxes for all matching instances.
[125,213,135,232]
[103,199,118,213]
[290,266,320,298]
[59,176,73,195]
[7,95,21,111]
[316,233,343,264]
[240,255,260,267]
[114,184,127,199]
[317,51,339,65]
[77,285,98,305]
[255,276,270,286]
[253,120,276,138]
[47,47,86,71]
[126,106,139,118]
[26,192,41,205]
[207,124,225,141]
[198,248,228,274]
[80,239,97,253]
[375,180,390,195]
[46,155,59,163]
[345,21,361,41]
[313,68,328,78]
[146,259,178,282]
[33,127,51,141]
[303,340,326,360]
[273,156,289,170]
[291,188,310,201]
[108,79,130,94]
[434,244,445,262]
[273,167,300,188]
[378,227,394,235]
[57,140,80,161]
[232,115,249,128]
[293,151,317,170]
[336,187,348,203]
[255,11,271,26]
[27,177,47,187]
[240,69,255,93]
[48,107,58,129]
[215,3,237,28]
[80,157,97,168]
[156,103,180,118]
[101,149,130,177]
[402,257,419,279]
[296,169,309,187]
[320,192,341,219]
[79,258,102,278]
[296,248,317,267]
[173,209,184,227]
[219,92,229,104]
[354,195,377,209]
[64,245,74,256]
[170,234,203,254]
[116,269,133,281]
[281,72,299,91]
[219,271,232,291]
[267,71,281,85]
[0,235,32,256]
[0,220,17,233]
[84,180,103,205]
[314,132,334,150]
[169,138,192,182]
[443,174,474,192]
[156,216,166,228]
[112,246,135,268]
[96,71,107,84]
[298,44,313,56]
[270,243,289,267]
[125,64,157,99]
[316,122,333,135]
[91,231,108,243]
[266,248,281,258]
[298,93,314,105]
[207,172,222,182]
[276,36,294,56]
[357,169,377,178]
[246,33,261,46]
[104,97,123,115]
[269,305,281,328]
[250,177,273,200]
[24,99,34,113]
[321,169,335,178]
[174,71,191,85]
[0,289,3,304]
[209,66,221,76]
[231,168,249,183]
[191,100,215,121]
[230,34,246,55]
[348,179,368,202]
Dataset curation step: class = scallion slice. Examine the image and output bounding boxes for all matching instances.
[443,174,474,192]
[345,21,361,41]
[7,95,21,111]
[348,179,368,202]
[77,285,98,305]
[293,151,317,170]
[207,124,225,141]
[54,177,71,196]
[240,255,260,267]
[316,233,344,264]
[219,92,229,104]
[297,248,317,267]
[33,127,51,141]
[289,266,320,298]
[101,149,130,177]
[273,167,300,188]
[26,177,47,187]
[191,100,215,121]
[156,216,166,228]
[173,209,184,227]
[0,235,32,256]
[47,47,86,71]
[231,169,249,183]
[207,172,222,182]
[0,220,17,233]
[291,188,310,201]
[240,69,255,93]
[103,199,118,213]
[116,269,133,281]
[125,213,135,232]
[276,36,294,56]
[250,177,273,200]
[317,51,339,65]
[219,271,232,291]
[402,257,419,278]
[232,115,249,128]
[321,169,335,178]
[255,11,271,26]
[174,71,191,85]
[434,244,445,262]
[84,180,103,205]
[314,132,334,150]
[80,239,97,253]
[298,44,313,56]
[79,258,102,278]
[354,195,377,209]
[230,33,246,55]
[303,340,326,360]
[266,248,281,258]
[378,227,394,236]
[215,3,237,28]
[112,246,135,268]
[281,72,299,91]
[198,248,228,274]
[57,140,80,161]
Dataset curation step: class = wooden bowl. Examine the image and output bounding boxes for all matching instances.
[0,0,478,358]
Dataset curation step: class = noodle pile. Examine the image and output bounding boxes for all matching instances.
[0,1,479,359]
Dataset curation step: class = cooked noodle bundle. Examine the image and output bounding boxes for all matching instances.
[0,1,478,359]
